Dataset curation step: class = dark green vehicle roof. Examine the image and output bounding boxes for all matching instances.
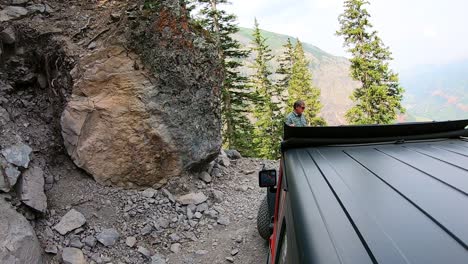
[281,120,468,263]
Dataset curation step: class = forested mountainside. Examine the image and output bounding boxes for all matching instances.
[234,27,359,125]
[235,28,468,124]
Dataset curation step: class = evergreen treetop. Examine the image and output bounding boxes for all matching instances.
[337,0,405,124]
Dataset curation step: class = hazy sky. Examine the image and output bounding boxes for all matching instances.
[222,0,468,71]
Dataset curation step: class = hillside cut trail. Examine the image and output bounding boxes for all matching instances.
[167,158,273,264]
[32,154,273,264]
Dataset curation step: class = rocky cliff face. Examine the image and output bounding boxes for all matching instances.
[61,0,223,187]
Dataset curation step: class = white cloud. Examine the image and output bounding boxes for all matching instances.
[222,0,468,69]
[423,27,438,38]
[314,0,342,9]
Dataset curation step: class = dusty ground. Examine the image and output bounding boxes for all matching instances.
[166,158,271,264]
[34,154,272,264]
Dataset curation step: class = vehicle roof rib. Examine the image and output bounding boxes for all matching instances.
[282,119,468,149]
[284,139,468,264]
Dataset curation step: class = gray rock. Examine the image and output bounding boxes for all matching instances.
[138,246,152,257]
[126,236,137,247]
[0,106,10,125]
[70,237,84,249]
[217,216,230,226]
[0,158,9,191]
[196,203,208,213]
[169,233,180,242]
[110,12,121,21]
[96,228,120,246]
[235,185,248,192]
[211,167,221,178]
[204,209,218,219]
[0,80,13,93]
[45,244,58,254]
[26,4,46,13]
[226,256,234,263]
[194,212,202,219]
[44,226,54,238]
[218,157,230,167]
[0,27,16,44]
[157,218,170,229]
[198,171,212,183]
[212,190,224,203]
[162,188,175,203]
[151,254,166,264]
[54,209,86,235]
[188,204,197,212]
[195,250,208,255]
[87,41,96,50]
[217,152,230,167]
[189,220,198,227]
[18,166,47,212]
[44,4,54,13]
[225,149,242,160]
[1,143,32,168]
[177,192,207,205]
[62,247,86,264]
[0,174,8,192]
[83,235,97,247]
[90,253,102,263]
[0,6,29,22]
[74,228,84,235]
[0,199,42,264]
[207,161,215,174]
[142,188,156,198]
[187,207,193,219]
[5,163,20,187]
[170,243,181,253]
[231,249,239,256]
[141,224,153,235]
[11,0,30,5]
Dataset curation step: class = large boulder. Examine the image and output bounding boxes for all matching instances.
[61,0,222,187]
[0,199,43,264]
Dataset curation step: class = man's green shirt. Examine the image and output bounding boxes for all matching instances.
[285,112,308,127]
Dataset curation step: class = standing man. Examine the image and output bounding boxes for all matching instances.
[285,100,308,127]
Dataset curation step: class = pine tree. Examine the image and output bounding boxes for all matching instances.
[275,38,294,116]
[337,0,405,124]
[288,40,326,126]
[194,0,258,156]
[250,19,283,159]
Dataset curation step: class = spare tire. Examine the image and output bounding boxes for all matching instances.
[257,195,272,240]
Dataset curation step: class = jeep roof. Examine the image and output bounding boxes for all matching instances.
[273,120,468,263]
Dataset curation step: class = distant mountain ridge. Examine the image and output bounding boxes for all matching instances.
[234,27,358,125]
[400,61,468,121]
[234,27,468,124]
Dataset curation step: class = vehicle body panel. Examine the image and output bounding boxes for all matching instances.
[267,120,468,264]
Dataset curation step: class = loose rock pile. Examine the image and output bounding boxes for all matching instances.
[0,143,48,212]
[0,142,50,262]
[31,150,268,264]
[0,1,54,22]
